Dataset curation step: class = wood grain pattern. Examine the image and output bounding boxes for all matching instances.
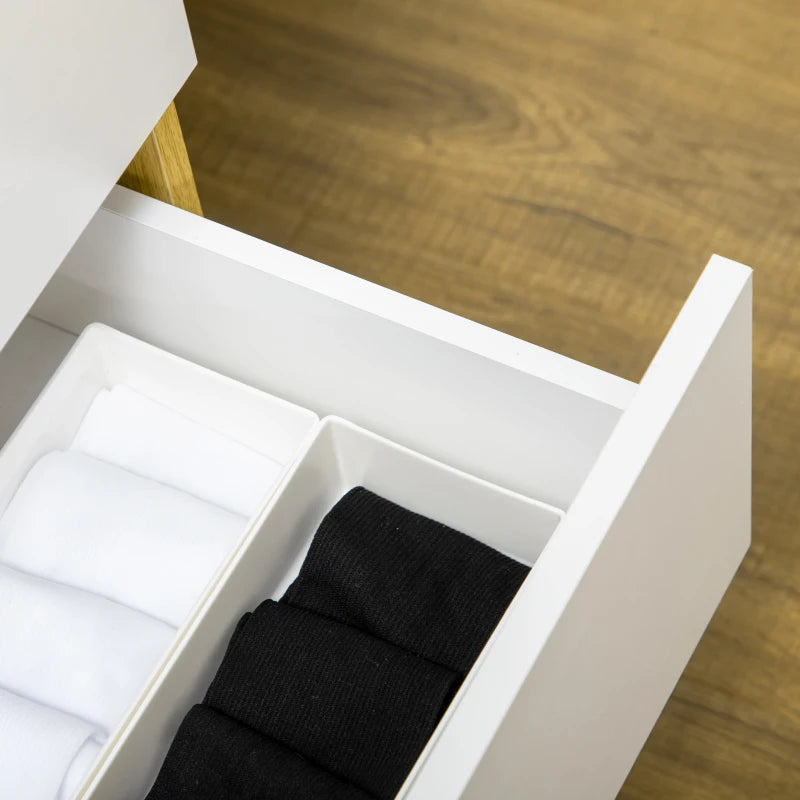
[119,102,203,215]
[175,0,800,796]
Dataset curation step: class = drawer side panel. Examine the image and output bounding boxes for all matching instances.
[405,257,752,799]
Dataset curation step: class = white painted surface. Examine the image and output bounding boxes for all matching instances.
[0,1,195,352]
[0,317,77,446]
[85,417,563,800]
[401,256,752,799]
[34,188,633,509]
[96,187,638,412]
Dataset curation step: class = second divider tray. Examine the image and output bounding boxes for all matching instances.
[89,415,564,799]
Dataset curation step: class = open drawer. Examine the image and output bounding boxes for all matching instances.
[0,185,751,799]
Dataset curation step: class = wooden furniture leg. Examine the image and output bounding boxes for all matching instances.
[119,102,202,216]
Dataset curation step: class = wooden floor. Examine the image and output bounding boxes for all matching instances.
[176,1,800,796]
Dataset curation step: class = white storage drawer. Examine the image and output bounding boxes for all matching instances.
[0,185,751,799]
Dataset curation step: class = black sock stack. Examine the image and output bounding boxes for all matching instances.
[283,487,530,675]
[148,487,530,799]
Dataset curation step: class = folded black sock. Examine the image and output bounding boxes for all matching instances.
[146,705,374,800]
[205,601,458,799]
[283,487,530,675]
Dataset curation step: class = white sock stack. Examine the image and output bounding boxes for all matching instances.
[0,380,283,795]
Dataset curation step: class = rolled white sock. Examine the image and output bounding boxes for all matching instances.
[71,385,283,516]
[0,564,175,732]
[59,737,103,800]
[0,451,247,626]
[0,688,104,800]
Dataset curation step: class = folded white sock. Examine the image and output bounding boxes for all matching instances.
[71,385,283,517]
[0,564,175,733]
[59,738,103,800]
[0,451,247,626]
[0,688,104,800]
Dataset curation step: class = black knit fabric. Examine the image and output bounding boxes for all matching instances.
[283,487,530,675]
[205,600,458,799]
[149,488,528,798]
[146,705,374,800]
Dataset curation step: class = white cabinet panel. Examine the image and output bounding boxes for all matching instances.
[0,1,195,352]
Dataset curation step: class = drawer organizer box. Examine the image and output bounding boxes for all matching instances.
[0,2,751,799]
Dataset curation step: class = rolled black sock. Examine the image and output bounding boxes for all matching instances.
[205,601,458,799]
[283,487,530,675]
[146,705,374,800]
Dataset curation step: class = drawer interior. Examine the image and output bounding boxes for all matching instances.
[0,189,633,799]
[0,303,584,800]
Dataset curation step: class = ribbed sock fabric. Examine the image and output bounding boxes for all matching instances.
[283,487,530,675]
[150,488,528,798]
[146,705,375,800]
[205,601,458,799]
